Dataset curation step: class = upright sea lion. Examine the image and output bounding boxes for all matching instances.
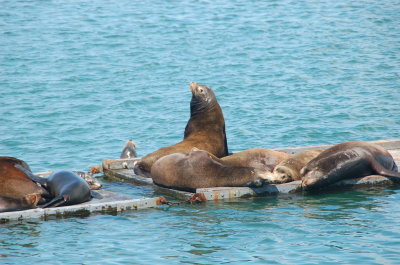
[151,149,277,192]
[0,193,41,213]
[120,140,137,159]
[265,150,323,184]
[16,166,93,208]
[134,82,228,177]
[301,141,400,191]
[0,157,49,199]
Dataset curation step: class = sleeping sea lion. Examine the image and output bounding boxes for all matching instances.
[134,82,228,177]
[265,149,323,184]
[120,140,137,159]
[151,149,278,192]
[0,157,49,199]
[15,166,94,208]
[196,147,291,171]
[301,141,400,191]
[0,193,41,213]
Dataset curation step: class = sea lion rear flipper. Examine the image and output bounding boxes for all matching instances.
[90,190,103,200]
[372,161,400,182]
[40,195,68,208]
[14,164,48,186]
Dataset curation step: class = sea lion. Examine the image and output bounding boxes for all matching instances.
[196,147,291,171]
[134,82,228,178]
[15,166,93,208]
[0,157,49,199]
[74,171,102,190]
[265,150,323,184]
[301,141,400,191]
[151,149,276,192]
[120,140,137,159]
[0,193,41,213]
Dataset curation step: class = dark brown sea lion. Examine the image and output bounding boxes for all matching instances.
[120,140,137,159]
[16,166,94,208]
[301,141,400,191]
[0,157,49,199]
[265,150,323,184]
[151,149,278,192]
[134,82,228,178]
[0,193,41,213]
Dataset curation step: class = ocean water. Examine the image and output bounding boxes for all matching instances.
[1,0,399,264]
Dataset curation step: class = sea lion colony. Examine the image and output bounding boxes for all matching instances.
[1,82,399,212]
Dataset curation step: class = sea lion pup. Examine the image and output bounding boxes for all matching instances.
[134,82,228,178]
[0,193,41,213]
[74,171,102,190]
[151,149,276,192]
[15,166,94,208]
[301,141,400,191]
[120,140,137,159]
[0,157,49,199]
[265,150,323,184]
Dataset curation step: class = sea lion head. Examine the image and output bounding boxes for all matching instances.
[300,166,327,190]
[271,166,297,183]
[23,193,42,207]
[189,82,217,115]
[133,160,153,178]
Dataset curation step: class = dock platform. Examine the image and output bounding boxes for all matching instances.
[2,139,399,222]
[0,190,166,223]
[103,139,400,201]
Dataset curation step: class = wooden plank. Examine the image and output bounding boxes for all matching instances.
[0,190,166,223]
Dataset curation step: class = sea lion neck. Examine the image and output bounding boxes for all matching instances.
[190,95,217,117]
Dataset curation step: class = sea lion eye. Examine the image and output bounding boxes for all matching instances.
[199,88,204,93]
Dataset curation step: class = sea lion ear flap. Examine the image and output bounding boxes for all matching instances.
[191,147,200,152]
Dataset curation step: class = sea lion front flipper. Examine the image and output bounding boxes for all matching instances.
[14,164,48,187]
[90,190,103,200]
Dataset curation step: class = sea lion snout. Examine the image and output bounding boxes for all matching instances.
[189,81,198,92]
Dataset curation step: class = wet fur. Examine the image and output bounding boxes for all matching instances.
[0,157,49,199]
[269,150,323,183]
[0,193,41,213]
[301,141,400,191]
[150,149,284,191]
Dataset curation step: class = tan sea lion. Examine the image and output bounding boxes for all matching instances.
[265,149,323,184]
[301,141,400,191]
[151,149,283,192]
[0,157,49,199]
[0,193,41,213]
[134,82,228,178]
[198,147,291,171]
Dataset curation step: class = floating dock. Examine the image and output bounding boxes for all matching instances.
[2,139,399,223]
[103,139,400,201]
[0,190,166,223]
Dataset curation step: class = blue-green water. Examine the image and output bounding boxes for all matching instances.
[1,0,399,264]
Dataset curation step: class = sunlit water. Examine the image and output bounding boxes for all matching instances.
[1,0,399,264]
